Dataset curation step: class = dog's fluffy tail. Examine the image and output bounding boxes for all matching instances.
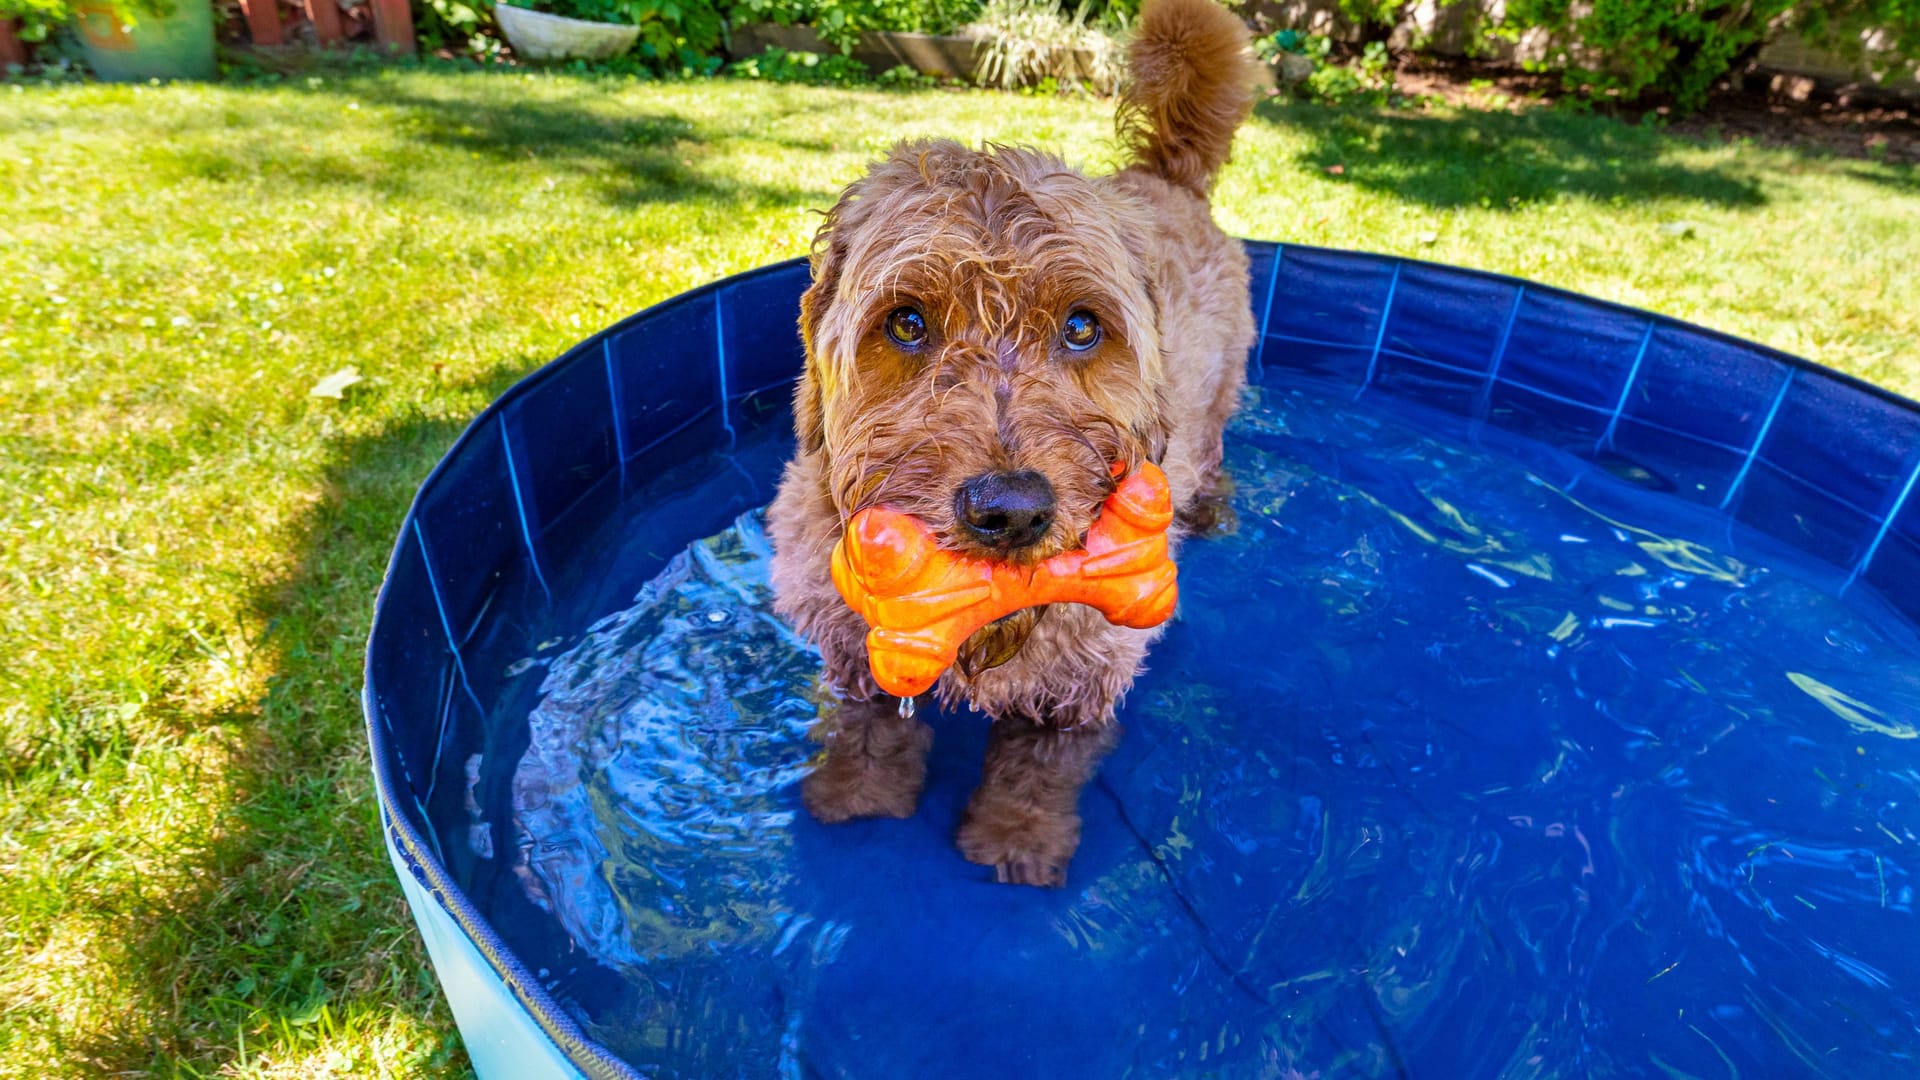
[1116,0,1259,197]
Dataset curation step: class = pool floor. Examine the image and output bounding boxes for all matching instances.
[455,376,1920,1078]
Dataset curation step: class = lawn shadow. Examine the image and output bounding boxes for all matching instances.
[149,72,843,211]
[1846,161,1920,194]
[353,79,840,210]
[57,360,545,1076]
[1256,99,1769,210]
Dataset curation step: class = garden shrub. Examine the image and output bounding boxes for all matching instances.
[727,44,869,83]
[1324,0,1920,110]
[731,0,983,52]
[1,0,168,55]
[1495,0,1798,108]
[1257,29,1399,106]
[970,0,1126,95]
[410,0,988,72]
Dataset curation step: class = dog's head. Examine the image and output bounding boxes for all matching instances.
[794,139,1167,565]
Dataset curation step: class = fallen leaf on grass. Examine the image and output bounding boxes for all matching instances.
[309,367,363,399]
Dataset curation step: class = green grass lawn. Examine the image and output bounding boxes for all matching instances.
[1,67,1915,1076]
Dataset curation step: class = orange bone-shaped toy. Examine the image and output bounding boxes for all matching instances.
[830,463,1179,697]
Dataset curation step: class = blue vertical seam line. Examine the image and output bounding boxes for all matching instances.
[378,692,428,831]
[715,288,737,450]
[421,664,455,817]
[604,337,627,486]
[497,415,553,604]
[1474,285,1526,420]
[1721,369,1795,511]
[404,701,443,864]
[1251,245,1284,375]
[1598,321,1656,451]
[412,519,488,719]
[458,587,495,650]
[1358,261,1403,395]
[1845,452,1920,592]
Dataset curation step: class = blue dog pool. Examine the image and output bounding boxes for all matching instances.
[364,243,1920,1078]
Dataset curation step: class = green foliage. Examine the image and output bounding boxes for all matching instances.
[1251,1,1920,112]
[727,44,870,84]
[1313,39,1395,103]
[408,0,983,74]
[510,0,729,67]
[413,0,496,56]
[1330,0,1403,32]
[1789,0,1920,78]
[876,60,938,86]
[1481,0,1920,110]
[1491,0,1783,108]
[971,0,1126,95]
[730,0,983,52]
[0,0,171,55]
[1258,30,1397,107]
[1254,27,1332,63]
[0,0,68,46]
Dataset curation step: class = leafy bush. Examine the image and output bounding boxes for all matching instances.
[1,0,170,53]
[731,0,983,52]
[1,0,64,47]
[1487,0,1785,108]
[1257,29,1398,106]
[1324,0,1920,110]
[1316,39,1395,102]
[727,44,869,83]
[411,0,986,72]
[1793,0,1920,75]
[876,60,938,85]
[414,0,494,55]
[504,0,729,67]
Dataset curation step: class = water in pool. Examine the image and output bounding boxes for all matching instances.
[464,375,1920,1078]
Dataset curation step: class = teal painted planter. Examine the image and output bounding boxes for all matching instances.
[73,0,215,82]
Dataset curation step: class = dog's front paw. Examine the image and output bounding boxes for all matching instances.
[801,707,933,824]
[956,795,1080,888]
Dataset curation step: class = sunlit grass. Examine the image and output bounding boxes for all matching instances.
[1,67,1914,1076]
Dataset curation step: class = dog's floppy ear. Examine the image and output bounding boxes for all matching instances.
[1131,275,1171,465]
[791,371,826,456]
[793,225,845,456]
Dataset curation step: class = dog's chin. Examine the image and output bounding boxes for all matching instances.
[956,606,1048,677]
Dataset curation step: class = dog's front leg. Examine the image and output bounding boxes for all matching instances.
[801,693,934,824]
[957,718,1118,887]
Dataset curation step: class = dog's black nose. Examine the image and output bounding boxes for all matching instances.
[956,470,1056,551]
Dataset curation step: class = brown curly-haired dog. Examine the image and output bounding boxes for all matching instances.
[769,0,1260,886]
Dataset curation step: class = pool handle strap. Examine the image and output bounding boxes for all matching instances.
[831,462,1179,698]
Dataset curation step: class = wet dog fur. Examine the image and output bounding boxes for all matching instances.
[768,0,1260,887]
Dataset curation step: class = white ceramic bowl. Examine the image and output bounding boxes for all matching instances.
[494,3,640,62]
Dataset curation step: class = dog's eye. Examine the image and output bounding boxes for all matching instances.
[1062,310,1101,352]
[885,307,928,347]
